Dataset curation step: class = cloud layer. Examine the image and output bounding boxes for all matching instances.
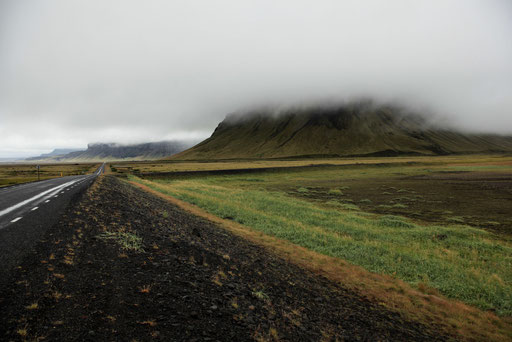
[1,0,511,157]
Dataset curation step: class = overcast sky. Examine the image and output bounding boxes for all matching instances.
[1,0,511,158]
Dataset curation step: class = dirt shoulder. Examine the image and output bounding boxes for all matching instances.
[0,176,446,341]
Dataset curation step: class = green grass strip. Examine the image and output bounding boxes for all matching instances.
[131,176,512,315]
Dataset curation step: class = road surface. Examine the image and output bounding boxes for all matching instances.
[0,163,105,277]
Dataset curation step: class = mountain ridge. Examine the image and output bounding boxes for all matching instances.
[173,103,512,160]
[27,141,195,162]
[26,148,83,161]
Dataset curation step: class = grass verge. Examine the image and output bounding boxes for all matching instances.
[128,176,512,341]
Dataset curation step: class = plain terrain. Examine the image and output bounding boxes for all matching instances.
[0,176,445,341]
[0,163,99,187]
[114,154,512,340]
[2,155,511,340]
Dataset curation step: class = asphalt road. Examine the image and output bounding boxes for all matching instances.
[0,163,105,278]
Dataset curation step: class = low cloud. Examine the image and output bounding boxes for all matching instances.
[1,0,511,157]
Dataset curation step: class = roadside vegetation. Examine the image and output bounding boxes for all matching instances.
[0,163,99,187]
[131,174,512,316]
[124,155,512,317]
[97,231,144,252]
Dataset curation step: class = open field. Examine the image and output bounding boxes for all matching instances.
[115,155,512,236]
[114,155,512,319]
[111,154,511,174]
[0,163,99,187]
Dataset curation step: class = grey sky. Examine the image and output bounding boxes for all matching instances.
[1,0,511,158]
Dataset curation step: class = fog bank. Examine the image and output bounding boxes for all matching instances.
[1,0,511,157]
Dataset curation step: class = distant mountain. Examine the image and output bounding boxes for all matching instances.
[0,157,23,163]
[26,148,83,161]
[174,102,512,160]
[27,141,195,162]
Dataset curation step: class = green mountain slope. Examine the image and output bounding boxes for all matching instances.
[174,103,512,160]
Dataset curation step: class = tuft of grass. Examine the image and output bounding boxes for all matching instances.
[139,285,152,293]
[252,290,270,301]
[25,302,38,310]
[244,178,264,182]
[297,187,309,193]
[486,221,501,226]
[446,216,465,223]
[52,291,63,301]
[339,203,360,211]
[359,199,372,204]
[138,320,157,327]
[212,275,223,286]
[17,326,28,337]
[97,231,144,252]
[212,269,227,286]
[328,189,343,195]
[326,200,359,210]
[378,216,416,229]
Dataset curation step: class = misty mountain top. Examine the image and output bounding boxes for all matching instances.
[175,101,512,160]
[222,100,446,131]
[85,141,196,149]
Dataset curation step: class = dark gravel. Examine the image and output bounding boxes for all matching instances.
[0,176,447,341]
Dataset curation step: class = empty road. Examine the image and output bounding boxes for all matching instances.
[0,163,104,277]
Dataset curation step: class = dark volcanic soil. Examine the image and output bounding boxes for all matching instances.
[288,170,512,237]
[0,176,446,341]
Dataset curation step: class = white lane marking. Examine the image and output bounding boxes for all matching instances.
[0,179,79,218]
[0,175,84,194]
[31,207,38,211]
[45,200,50,203]
[11,217,22,223]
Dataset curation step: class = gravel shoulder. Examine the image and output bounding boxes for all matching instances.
[0,176,447,341]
